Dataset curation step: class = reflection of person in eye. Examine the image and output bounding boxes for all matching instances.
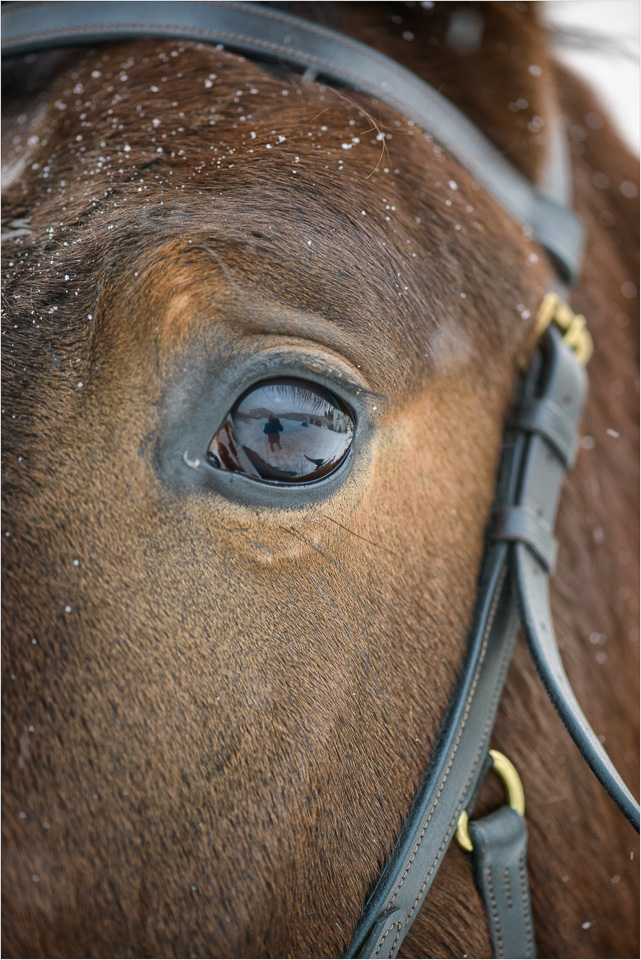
[264,415,284,450]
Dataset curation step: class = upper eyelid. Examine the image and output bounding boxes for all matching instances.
[237,369,381,410]
[228,334,385,408]
[328,378,382,406]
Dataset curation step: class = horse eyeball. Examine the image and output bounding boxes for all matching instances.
[206,378,355,484]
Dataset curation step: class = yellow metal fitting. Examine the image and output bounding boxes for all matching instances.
[456,750,525,853]
[534,291,593,366]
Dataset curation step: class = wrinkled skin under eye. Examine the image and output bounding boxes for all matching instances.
[207,378,355,484]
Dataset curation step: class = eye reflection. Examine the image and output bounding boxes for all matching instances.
[207,378,355,484]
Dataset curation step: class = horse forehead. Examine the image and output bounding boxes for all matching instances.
[46,39,386,149]
[17,36,473,230]
[2,39,391,208]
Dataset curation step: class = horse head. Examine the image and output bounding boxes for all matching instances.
[3,4,638,957]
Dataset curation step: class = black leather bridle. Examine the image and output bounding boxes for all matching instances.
[3,4,639,958]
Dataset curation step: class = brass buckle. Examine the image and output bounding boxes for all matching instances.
[534,291,594,366]
[456,750,525,852]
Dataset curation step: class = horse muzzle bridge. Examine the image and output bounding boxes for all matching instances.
[2,3,638,959]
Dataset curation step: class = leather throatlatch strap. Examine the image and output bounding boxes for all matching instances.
[1,0,583,281]
[469,807,536,960]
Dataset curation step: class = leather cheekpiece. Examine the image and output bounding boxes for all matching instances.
[469,806,536,960]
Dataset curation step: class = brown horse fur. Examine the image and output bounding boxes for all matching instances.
[2,3,638,957]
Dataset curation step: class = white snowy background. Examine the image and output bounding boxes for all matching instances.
[544,0,639,154]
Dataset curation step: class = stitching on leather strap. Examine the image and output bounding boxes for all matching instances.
[405,618,516,922]
[384,567,508,913]
[373,922,401,959]
[5,0,429,90]
[518,851,534,956]
[503,866,513,908]
[6,1,52,11]
[486,866,504,958]
[3,3,461,134]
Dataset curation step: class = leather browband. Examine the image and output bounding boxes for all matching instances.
[2,0,584,281]
[3,4,638,959]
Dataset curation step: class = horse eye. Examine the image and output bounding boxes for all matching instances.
[206,378,355,484]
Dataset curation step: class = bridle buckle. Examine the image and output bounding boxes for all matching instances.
[535,291,594,366]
